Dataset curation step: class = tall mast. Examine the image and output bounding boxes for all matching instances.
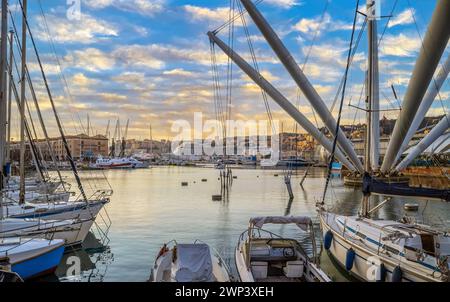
[19,0,27,205]
[367,0,380,171]
[6,30,13,170]
[0,0,8,190]
[381,0,450,173]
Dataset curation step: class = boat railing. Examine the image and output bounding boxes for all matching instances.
[237,227,316,265]
[73,189,113,202]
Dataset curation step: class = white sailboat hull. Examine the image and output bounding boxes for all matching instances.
[0,218,93,247]
[4,199,107,221]
[319,212,448,282]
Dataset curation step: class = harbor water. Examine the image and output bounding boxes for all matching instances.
[48,167,450,282]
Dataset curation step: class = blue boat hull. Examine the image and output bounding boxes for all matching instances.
[11,245,65,280]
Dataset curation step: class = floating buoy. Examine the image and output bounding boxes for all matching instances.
[376,263,387,282]
[181,182,188,186]
[201,179,207,182]
[404,203,419,211]
[345,248,356,271]
[212,195,222,201]
[274,174,279,177]
[323,231,333,251]
[392,266,402,282]
[233,176,237,179]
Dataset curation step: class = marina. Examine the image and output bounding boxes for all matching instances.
[0,0,449,287]
[29,167,448,282]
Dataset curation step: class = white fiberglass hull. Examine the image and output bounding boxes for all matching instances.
[4,199,107,221]
[5,191,70,204]
[319,212,448,282]
[0,218,92,247]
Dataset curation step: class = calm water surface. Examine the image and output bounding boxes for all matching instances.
[51,167,450,282]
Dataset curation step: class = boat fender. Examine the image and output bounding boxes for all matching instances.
[392,266,402,282]
[376,263,386,282]
[345,248,356,271]
[323,231,333,250]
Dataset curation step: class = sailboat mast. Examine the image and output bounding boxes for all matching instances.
[367,0,380,171]
[19,0,27,205]
[6,30,13,170]
[0,0,8,190]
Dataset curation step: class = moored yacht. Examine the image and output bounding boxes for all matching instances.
[92,157,149,169]
[319,212,450,282]
[0,217,93,247]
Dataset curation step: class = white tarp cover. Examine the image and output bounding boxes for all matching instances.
[172,244,214,282]
[249,216,312,231]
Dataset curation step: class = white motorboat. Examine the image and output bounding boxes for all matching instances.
[0,217,92,247]
[319,212,450,282]
[235,216,331,282]
[1,238,65,280]
[92,157,149,169]
[149,240,232,282]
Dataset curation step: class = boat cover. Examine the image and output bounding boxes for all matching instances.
[172,244,214,282]
[249,216,311,231]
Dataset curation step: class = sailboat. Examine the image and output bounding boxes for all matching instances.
[318,0,450,282]
[209,0,449,282]
[0,217,92,247]
[0,0,112,257]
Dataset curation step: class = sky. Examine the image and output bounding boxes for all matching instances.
[6,0,449,140]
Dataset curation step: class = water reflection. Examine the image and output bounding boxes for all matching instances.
[44,167,449,282]
[56,233,113,282]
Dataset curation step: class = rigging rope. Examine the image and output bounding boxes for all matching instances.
[36,0,86,136]
[321,0,361,205]
[17,0,89,201]
[236,0,275,135]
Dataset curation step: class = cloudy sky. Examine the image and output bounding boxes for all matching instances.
[7,0,448,140]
